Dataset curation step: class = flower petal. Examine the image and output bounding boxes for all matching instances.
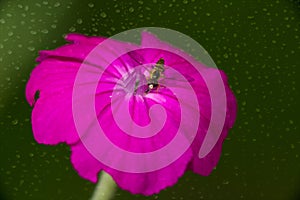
[26,34,105,144]
[70,141,104,183]
[188,69,237,175]
[70,141,193,195]
[65,33,106,45]
[26,59,80,144]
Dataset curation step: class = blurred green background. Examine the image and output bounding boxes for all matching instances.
[0,0,299,199]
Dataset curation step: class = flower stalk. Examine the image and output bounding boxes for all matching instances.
[90,171,117,200]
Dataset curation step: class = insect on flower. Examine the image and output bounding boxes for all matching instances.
[145,58,165,93]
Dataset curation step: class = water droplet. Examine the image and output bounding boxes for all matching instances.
[19,180,24,186]
[12,119,18,125]
[77,18,83,24]
[27,46,35,51]
[41,29,48,34]
[54,2,60,7]
[30,30,37,35]
[100,12,107,18]
[88,3,94,8]
[69,26,76,32]
[129,7,134,13]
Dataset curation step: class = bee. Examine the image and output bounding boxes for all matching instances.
[145,58,165,93]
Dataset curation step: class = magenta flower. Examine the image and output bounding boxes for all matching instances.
[26,30,237,196]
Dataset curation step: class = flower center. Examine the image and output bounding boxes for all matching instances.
[117,58,165,97]
[117,67,148,97]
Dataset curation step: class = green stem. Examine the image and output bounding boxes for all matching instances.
[90,171,117,200]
